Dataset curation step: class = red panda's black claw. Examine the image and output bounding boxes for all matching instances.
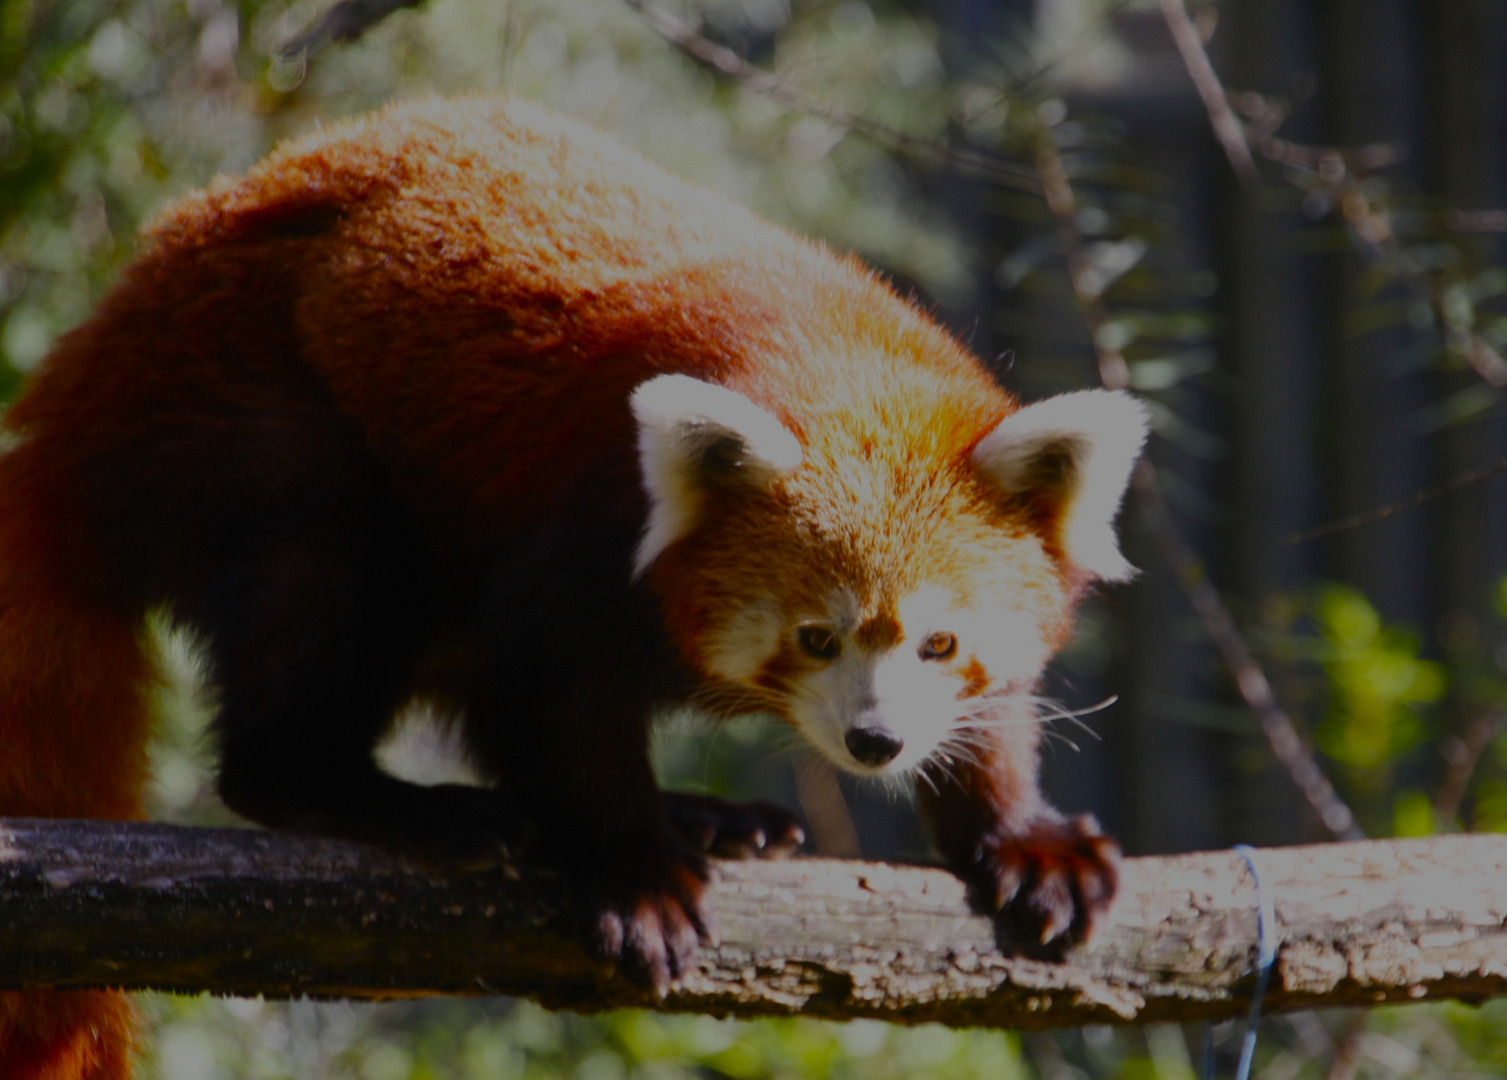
[663,793,805,861]
[594,909,627,963]
[577,839,713,992]
[966,813,1120,956]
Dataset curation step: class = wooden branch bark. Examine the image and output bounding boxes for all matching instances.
[3,819,1507,1028]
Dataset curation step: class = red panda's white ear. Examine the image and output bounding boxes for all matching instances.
[971,389,1148,582]
[630,374,802,578]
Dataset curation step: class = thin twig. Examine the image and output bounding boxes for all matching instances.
[1158,0,1261,187]
[622,0,1041,194]
[1161,7,1507,594]
[1131,462,1364,841]
[794,757,862,857]
[1324,1013,1369,1080]
[1032,130,1363,841]
[1283,459,1507,544]
[1032,133,1130,390]
[1163,0,1409,257]
[1447,209,1507,233]
[1434,711,1507,829]
[282,0,423,56]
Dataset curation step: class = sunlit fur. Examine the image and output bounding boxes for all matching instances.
[638,345,1140,777]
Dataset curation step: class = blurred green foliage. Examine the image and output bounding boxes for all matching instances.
[1296,575,1507,842]
[140,998,1032,1080]
[1312,583,1443,776]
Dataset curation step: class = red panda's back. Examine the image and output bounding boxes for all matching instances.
[14,96,1004,573]
[140,98,833,558]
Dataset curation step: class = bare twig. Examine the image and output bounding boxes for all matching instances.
[794,757,862,857]
[1283,459,1507,544]
[1324,1013,1370,1080]
[1032,133,1130,390]
[1162,12,1507,582]
[1466,334,1507,387]
[1158,0,1261,187]
[1164,4,1411,258]
[1156,0,1481,370]
[1157,0,1403,198]
[1434,711,1507,829]
[282,0,423,56]
[1131,463,1364,841]
[622,0,1042,193]
[1033,128,1364,841]
[1252,136,1403,174]
[1447,209,1507,233]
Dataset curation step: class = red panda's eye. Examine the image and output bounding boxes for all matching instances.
[797,625,839,660]
[921,632,957,660]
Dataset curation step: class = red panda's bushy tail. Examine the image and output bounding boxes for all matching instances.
[0,993,137,1080]
[0,442,156,1080]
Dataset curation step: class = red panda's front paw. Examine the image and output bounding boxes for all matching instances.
[582,846,714,993]
[663,792,806,859]
[967,814,1120,953]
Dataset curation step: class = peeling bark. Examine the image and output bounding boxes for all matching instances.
[2,819,1505,1027]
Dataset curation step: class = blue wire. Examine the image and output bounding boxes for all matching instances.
[1202,845,1277,1080]
[1233,845,1276,1080]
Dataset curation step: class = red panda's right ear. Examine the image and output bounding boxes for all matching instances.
[630,374,802,578]
[971,389,1148,582]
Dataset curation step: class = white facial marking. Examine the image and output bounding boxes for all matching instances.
[972,388,1148,581]
[781,586,1051,778]
[899,587,1050,688]
[630,374,802,579]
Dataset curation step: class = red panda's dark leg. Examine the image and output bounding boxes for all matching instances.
[918,725,1119,952]
[495,681,710,991]
[468,467,713,989]
[183,553,525,866]
[476,645,710,990]
[190,504,524,866]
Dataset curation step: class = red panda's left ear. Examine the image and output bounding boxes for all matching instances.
[971,389,1149,582]
[630,374,802,578]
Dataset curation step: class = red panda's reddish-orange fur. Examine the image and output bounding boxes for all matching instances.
[0,97,1144,1078]
[0,444,155,1078]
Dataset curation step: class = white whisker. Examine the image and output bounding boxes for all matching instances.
[1040,728,1082,753]
[912,762,943,794]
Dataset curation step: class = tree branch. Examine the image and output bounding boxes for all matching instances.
[3,819,1506,1025]
[1284,459,1507,544]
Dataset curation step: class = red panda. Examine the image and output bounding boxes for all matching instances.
[0,96,1145,1077]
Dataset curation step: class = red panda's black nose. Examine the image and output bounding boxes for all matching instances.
[845,726,904,767]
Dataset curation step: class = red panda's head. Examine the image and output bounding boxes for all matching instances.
[631,373,1147,778]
